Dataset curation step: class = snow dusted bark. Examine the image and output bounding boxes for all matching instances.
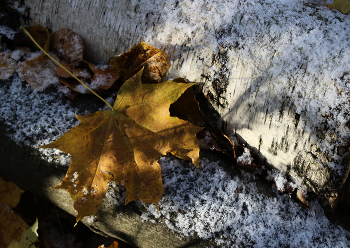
[24,0,350,212]
[0,125,210,247]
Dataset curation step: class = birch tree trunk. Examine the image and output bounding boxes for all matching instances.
[18,0,350,236]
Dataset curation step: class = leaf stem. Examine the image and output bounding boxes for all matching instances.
[20,26,114,110]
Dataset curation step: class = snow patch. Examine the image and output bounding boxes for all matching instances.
[86,215,97,224]
[0,74,98,166]
[9,1,27,14]
[0,25,16,40]
[237,148,253,166]
[71,172,78,187]
[138,156,350,247]
[90,73,112,89]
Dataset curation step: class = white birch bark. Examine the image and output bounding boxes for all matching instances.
[23,0,350,210]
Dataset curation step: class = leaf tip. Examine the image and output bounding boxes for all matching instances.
[155,203,160,213]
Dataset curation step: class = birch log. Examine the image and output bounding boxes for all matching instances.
[23,0,350,210]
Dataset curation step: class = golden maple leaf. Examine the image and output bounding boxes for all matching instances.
[40,68,203,222]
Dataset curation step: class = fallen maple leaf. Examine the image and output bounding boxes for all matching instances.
[91,68,120,90]
[109,42,170,84]
[57,60,119,94]
[169,79,209,127]
[50,29,84,63]
[26,26,50,52]
[40,68,203,222]
[17,53,58,90]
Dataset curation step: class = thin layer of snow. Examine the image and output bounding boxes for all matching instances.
[0,51,18,79]
[137,156,350,247]
[10,50,26,61]
[93,64,110,70]
[237,148,253,166]
[86,215,98,224]
[267,170,289,192]
[0,73,98,165]
[90,73,112,90]
[0,25,17,40]
[9,1,27,14]
[74,84,90,94]
[141,0,349,175]
[71,172,78,187]
[17,52,60,91]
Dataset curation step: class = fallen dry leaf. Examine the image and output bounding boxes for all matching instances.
[91,68,120,90]
[98,241,118,248]
[196,129,219,150]
[0,51,18,79]
[57,61,94,93]
[0,177,24,209]
[56,59,96,79]
[0,177,28,248]
[197,128,239,162]
[51,29,84,63]
[40,68,203,222]
[99,240,134,248]
[57,61,119,94]
[109,42,170,84]
[26,26,50,52]
[169,78,208,127]
[8,219,39,248]
[321,0,350,14]
[332,0,350,14]
[297,188,310,208]
[56,63,75,78]
[17,53,58,90]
